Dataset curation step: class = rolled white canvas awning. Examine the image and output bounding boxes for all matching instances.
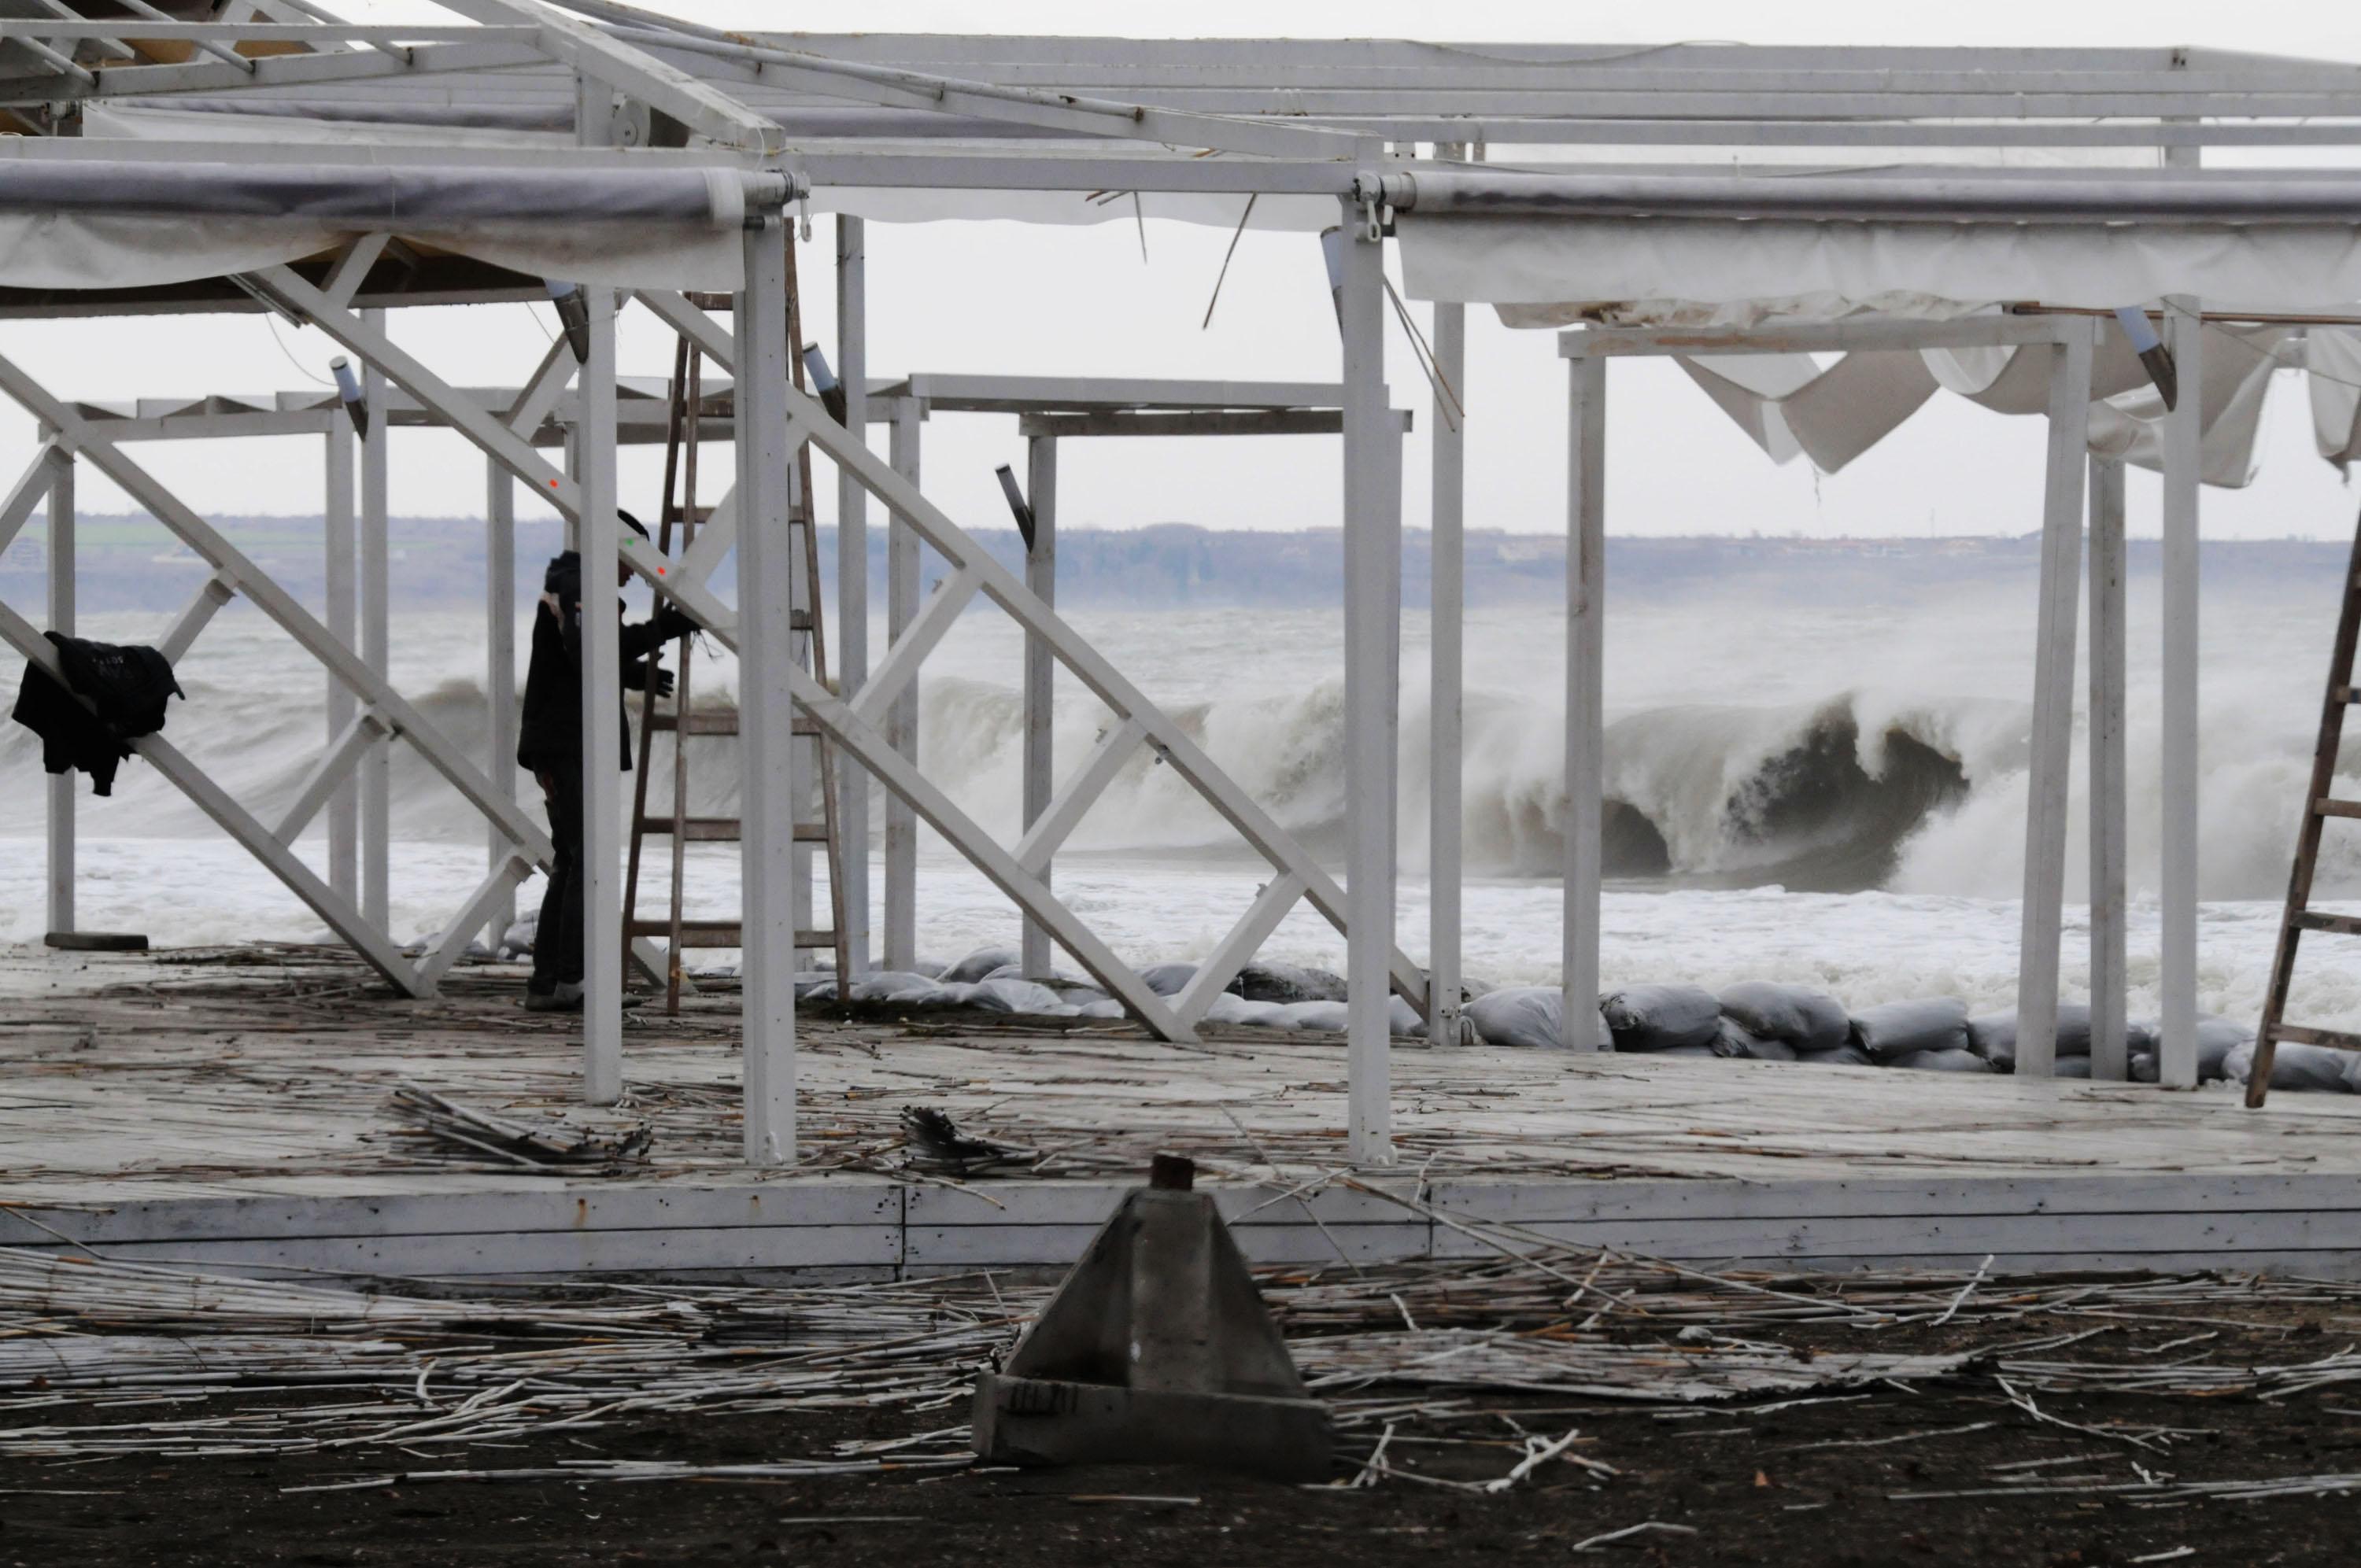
[0,160,769,291]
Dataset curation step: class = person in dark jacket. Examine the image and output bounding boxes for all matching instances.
[518,511,696,1012]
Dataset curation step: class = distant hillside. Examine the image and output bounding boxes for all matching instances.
[2,514,2344,614]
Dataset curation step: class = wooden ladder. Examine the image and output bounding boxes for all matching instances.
[2251,508,2361,1105]
[623,263,852,1013]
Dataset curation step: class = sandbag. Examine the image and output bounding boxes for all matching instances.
[1716,981,1850,1053]
[848,970,943,1002]
[1077,998,1126,1020]
[1600,983,1722,1052]
[1277,999,1350,1032]
[1852,998,1971,1062]
[964,978,1066,1016]
[1888,1046,1991,1073]
[1391,995,1427,1039]
[940,946,1018,984]
[1203,992,1291,1029]
[1969,1008,2154,1073]
[1795,1044,1875,1068]
[1648,1044,1722,1058]
[1466,986,1565,1050]
[793,972,837,1002]
[2225,1039,2361,1094]
[1140,961,1199,997]
[1716,1019,1799,1061]
[983,962,1091,990]
[2127,1017,2249,1084]
[1236,961,1348,1003]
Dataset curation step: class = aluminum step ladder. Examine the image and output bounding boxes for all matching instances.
[623,269,851,1012]
[2252,507,2361,1105]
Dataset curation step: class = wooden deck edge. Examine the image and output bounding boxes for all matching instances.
[9,1171,2361,1281]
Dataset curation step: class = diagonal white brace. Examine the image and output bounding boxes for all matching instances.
[504,331,579,437]
[321,232,392,310]
[419,853,535,987]
[1013,716,1146,876]
[0,442,55,559]
[848,564,980,731]
[781,655,1190,1042]
[637,287,1432,1018]
[0,596,424,994]
[157,570,237,663]
[272,709,382,844]
[1172,872,1308,1027]
[253,266,735,636]
[676,486,735,587]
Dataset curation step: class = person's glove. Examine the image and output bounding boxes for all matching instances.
[652,603,700,641]
[645,663,676,699]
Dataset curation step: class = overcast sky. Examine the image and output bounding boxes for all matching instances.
[8,0,2361,540]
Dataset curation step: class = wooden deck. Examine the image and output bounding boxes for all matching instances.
[8,943,2361,1280]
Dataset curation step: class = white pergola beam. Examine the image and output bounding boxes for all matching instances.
[2088,455,2129,1082]
[2159,301,2205,1090]
[2012,323,2098,1080]
[735,214,797,1165]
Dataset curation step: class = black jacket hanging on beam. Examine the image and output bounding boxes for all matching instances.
[9,632,184,796]
[516,550,693,773]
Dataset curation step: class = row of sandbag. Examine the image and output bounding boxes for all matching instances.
[1464,980,2341,1089]
[787,945,1431,1035]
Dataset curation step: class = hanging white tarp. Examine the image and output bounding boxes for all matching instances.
[1676,325,2301,487]
[0,160,763,292]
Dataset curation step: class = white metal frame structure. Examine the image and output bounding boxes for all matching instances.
[5,6,2360,1169]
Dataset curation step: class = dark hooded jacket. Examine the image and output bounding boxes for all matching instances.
[515,551,678,772]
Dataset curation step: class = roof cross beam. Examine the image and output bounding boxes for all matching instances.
[434,0,783,153]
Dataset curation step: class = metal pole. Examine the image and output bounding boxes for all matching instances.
[1564,351,1607,1053]
[1020,433,1058,978]
[323,422,357,904]
[739,216,799,1165]
[1428,145,1468,1046]
[486,456,518,946]
[2088,455,2128,1080]
[42,440,70,937]
[833,212,871,977]
[359,312,390,935]
[2012,323,2097,1080]
[884,396,921,972]
[2159,298,2204,1089]
[1339,197,1398,1164]
[578,285,623,1106]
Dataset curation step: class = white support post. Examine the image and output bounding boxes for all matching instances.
[578,285,623,1108]
[359,313,390,935]
[1565,351,1608,1053]
[1339,198,1398,1164]
[486,456,518,945]
[738,216,799,1165]
[42,441,70,937]
[883,396,921,972]
[323,422,358,904]
[1428,188,1467,1047]
[2089,455,2128,1081]
[2013,323,2097,1080]
[2159,299,2204,1089]
[1020,432,1057,979]
[834,213,871,977]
